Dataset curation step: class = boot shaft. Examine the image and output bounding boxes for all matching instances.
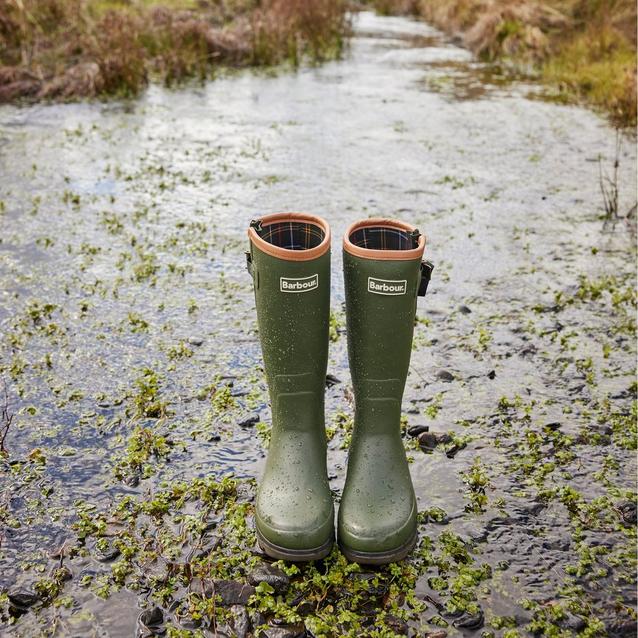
[248,212,331,398]
[343,218,425,405]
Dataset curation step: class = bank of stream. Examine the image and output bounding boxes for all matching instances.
[0,11,636,638]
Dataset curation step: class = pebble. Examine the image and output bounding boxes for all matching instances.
[257,623,306,638]
[487,369,496,379]
[8,588,40,610]
[229,605,250,638]
[325,374,341,387]
[210,579,255,605]
[453,608,484,629]
[248,562,290,594]
[458,305,472,314]
[418,431,438,450]
[138,606,164,630]
[618,501,637,525]
[187,336,204,346]
[91,539,121,562]
[238,413,260,428]
[407,424,429,437]
[435,369,455,382]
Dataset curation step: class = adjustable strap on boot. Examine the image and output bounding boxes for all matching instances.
[246,219,263,281]
[418,260,434,297]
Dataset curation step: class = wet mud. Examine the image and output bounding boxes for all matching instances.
[0,11,636,638]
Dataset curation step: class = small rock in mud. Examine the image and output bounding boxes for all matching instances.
[418,431,438,450]
[139,606,164,630]
[248,562,290,593]
[453,608,484,629]
[51,565,73,582]
[295,600,315,616]
[258,623,306,638]
[325,374,341,387]
[123,471,141,487]
[545,421,562,431]
[408,424,429,437]
[458,305,472,314]
[384,615,409,634]
[559,611,586,631]
[229,605,250,638]
[618,501,637,525]
[418,431,451,451]
[425,632,447,638]
[187,336,204,346]
[238,413,260,428]
[487,369,496,379]
[607,618,638,635]
[91,539,121,562]
[435,369,455,382]
[8,588,40,610]
[211,579,255,605]
[445,441,466,458]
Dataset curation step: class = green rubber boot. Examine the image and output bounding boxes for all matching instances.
[338,218,431,564]
[247,212,334,561]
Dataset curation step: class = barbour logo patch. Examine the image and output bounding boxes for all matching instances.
[280,274,319,293]
[368,277,407,296]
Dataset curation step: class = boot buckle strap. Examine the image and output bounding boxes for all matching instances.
[418,260,434,297]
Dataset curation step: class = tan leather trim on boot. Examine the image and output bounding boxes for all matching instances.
[343,218,426,260]
[248,212,331,262]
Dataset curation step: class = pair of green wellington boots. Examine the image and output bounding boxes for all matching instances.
[246,212,432,564]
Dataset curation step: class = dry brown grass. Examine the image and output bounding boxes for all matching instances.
[0,0,349,102]
[368,0,637,126]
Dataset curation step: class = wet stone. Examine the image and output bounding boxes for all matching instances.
[607,618,638,635]
[559,611,586,632]
[408,424,429,437]
[91,539,121,562]
[8,588,40,610]
[51,565,73,582]
[187,336,204,346]
[418,431,438,450]
[238,413,260,428]
[210,579,255,605]
[487,369,496,379]
[258,623,306,638]
[229,604,250,638]
[618,501,637,525]
[453,608,484,629]
[248,562,290,594]
[139,607,165,635]
[435,369,455,382]
[458,305,472,314]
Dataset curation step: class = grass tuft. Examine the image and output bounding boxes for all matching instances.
[0,0,350,102]
[366,0,637,127]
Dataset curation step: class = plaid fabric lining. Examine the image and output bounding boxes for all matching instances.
[349,226,418,251]
[258,221,325,251]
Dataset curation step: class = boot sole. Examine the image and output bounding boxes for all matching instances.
[256,527,333,562]
[339,530,417,565]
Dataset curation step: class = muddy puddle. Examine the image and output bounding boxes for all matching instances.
[0,11,636,638]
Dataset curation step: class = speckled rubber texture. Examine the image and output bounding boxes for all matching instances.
[248,215,334,560]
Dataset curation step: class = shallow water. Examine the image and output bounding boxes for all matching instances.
[0,11,636,638]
